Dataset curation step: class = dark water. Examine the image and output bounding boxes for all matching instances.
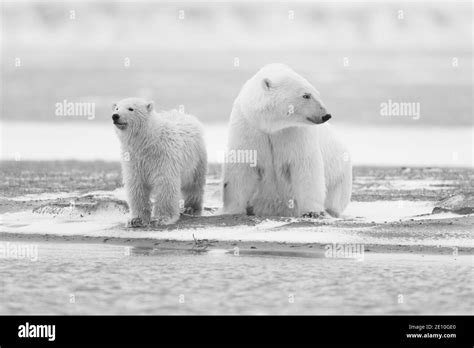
[0,241,471,315]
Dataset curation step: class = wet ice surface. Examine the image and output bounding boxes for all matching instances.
[0,242,471,315]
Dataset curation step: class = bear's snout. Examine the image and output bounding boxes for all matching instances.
[112,114,120,122]
[322,114,332,123]
[306,113,332,125]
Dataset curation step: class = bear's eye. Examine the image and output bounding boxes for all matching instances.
[302,93,311,100]
[128,108,134,111]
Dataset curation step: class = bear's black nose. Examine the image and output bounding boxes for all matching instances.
[112,114,120,121]
[322,114,332,122]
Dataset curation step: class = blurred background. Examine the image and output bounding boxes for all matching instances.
[1,0,472,166]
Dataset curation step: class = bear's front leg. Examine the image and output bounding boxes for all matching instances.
[298,175,326,217]
[150,176,180,226]
[292,152,326,217]
[126,180,151,228]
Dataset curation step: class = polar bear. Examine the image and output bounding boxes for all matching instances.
[112,98,207,227]
[222,63,352,217]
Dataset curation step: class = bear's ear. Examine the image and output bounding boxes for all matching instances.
[262,78,273,91]
[146,101,154,112]
[112,103,117,111]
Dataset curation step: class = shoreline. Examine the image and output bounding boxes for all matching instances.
[0,233,469,256]
[1,214,472,256]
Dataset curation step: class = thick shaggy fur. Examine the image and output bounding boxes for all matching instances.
[222,64,352,217]
[113,98,207,226]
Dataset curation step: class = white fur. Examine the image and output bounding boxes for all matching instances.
[222,64,352,217]
[113,98,207,226]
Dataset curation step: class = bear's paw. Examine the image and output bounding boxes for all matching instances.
[127,217,147,228]
[301,211,327,219]
[150,216,179,227]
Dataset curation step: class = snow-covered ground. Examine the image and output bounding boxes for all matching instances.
[1,186,472,248]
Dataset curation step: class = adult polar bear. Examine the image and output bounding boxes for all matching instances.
[223,63,352,217]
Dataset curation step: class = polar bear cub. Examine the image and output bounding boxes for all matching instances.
[112,98,207,227]
[222,63,352,217]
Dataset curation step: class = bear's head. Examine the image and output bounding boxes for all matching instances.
[238,63,331,133]
[111,98,154,132]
